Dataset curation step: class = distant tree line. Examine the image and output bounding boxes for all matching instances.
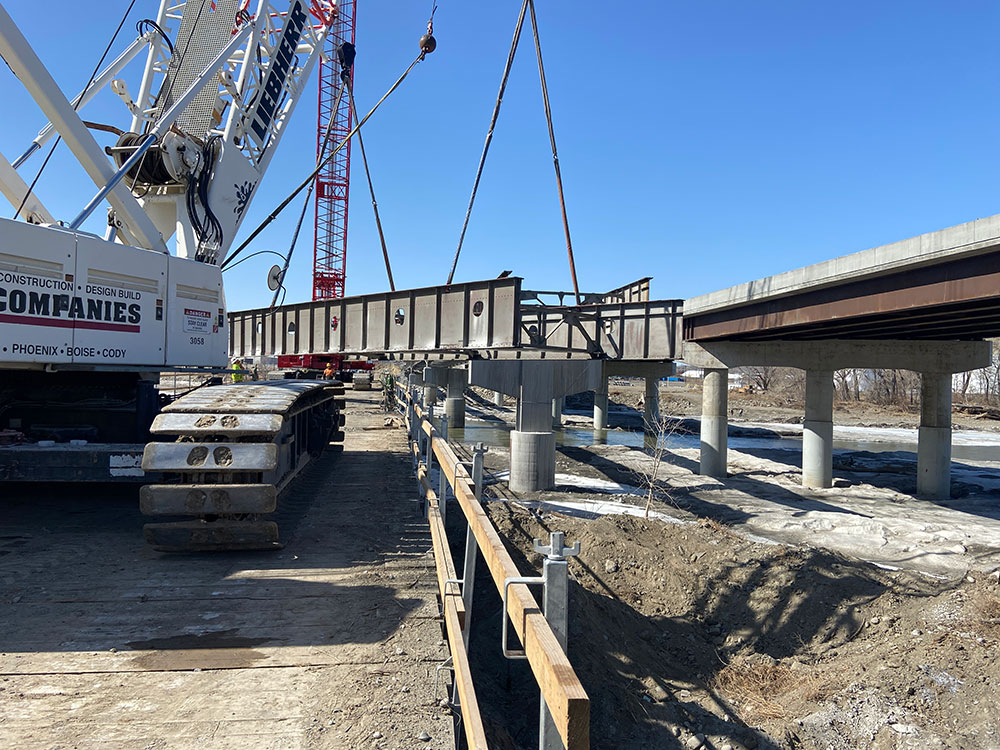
[738,339,1000,409]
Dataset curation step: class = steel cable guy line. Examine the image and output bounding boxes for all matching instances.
[13,0,138,221]
[222,50,430,271]
[268,74,347,309]
[445,0,529,286]
[348,78,395,291]
[527,0,580,305]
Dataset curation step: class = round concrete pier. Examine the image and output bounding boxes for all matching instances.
[699,368,728,477]
[802,370,834,488]
[917,372,952,499]
[644,376,661,431]
[422,385,437,407]
[594,381,609,429]
[510,431,556,492]
[445,397,465,428]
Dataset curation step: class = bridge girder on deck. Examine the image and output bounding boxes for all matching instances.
[684,213,1000,341]
[682,213,1000,501]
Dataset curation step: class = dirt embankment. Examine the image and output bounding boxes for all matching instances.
[483,505,1000,750]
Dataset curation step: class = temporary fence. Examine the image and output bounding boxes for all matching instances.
[396,379,590,750]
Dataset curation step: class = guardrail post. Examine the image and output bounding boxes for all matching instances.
[459,442,488,649]
[472,442,487,502]
[534,531,581,750]
[425,407,435,495]
[438,414,450,523]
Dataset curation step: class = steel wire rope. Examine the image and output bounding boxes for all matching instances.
[221,47,433,271]
[444,0,528,286]
[347,76,395,291]
[12,0,138,220]
[221,248,287,273]
[527,0,580,304]
[267,61,348,308]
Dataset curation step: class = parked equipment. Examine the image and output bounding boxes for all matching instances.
[0,1,347,550]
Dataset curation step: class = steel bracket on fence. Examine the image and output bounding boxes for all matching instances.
[502,575,546,659]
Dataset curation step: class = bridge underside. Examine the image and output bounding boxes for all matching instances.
[684,248,1000,341]
[681,213,1000,502]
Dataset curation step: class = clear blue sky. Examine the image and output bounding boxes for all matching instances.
[2,1,999,311]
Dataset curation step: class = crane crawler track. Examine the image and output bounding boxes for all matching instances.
[140,380,345,551]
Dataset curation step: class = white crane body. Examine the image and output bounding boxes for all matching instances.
[0,0,347,552]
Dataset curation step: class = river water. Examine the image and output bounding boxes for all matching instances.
[441,417,1000,464]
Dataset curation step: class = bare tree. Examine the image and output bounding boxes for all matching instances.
[834,370,852,401]
[739,365,780,392]
[633,412,684,519]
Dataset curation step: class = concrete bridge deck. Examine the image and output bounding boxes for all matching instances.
[681,214,1000,501]
[684,212,1000,341]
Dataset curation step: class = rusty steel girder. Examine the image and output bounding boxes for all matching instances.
[684,250,1000,341]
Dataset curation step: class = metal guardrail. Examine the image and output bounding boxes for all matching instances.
[520,299,681,359]
[398,381,590,750]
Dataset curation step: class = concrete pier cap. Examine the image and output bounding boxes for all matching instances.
[683,339,991,495]
[469,360,602,492]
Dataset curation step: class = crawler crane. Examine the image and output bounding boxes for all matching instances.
[0,0,350,550]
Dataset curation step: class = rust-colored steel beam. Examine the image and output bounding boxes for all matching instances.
[684,250,1000,341]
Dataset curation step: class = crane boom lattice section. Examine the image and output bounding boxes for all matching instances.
[312,0,356,300]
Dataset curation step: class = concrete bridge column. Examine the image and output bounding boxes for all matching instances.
[469,360,600,493]
[493,390,504,407]
[699,368,728,477]
[918,372,952,499]
[421,368,438,407]
[444,367,467,428]
[513,389,557,493]
[644,375,661,431]
[802,370,834,488]
[552,396,564,428]
[594,376,609,429]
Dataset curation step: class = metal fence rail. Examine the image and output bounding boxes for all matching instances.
[399,382,590,750]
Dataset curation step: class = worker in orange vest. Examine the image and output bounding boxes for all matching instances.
[322,362,335,380]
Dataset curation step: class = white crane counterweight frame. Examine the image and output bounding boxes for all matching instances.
[0,0,345,552]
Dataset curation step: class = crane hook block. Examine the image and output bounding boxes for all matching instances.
[419,34,436,54]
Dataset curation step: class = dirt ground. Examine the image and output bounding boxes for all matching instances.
[485,504,1000,750]
[455,382,1000,750]
[0,389,455,749]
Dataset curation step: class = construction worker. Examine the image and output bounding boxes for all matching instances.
[323,362,335,380]
[231,358,244,383]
